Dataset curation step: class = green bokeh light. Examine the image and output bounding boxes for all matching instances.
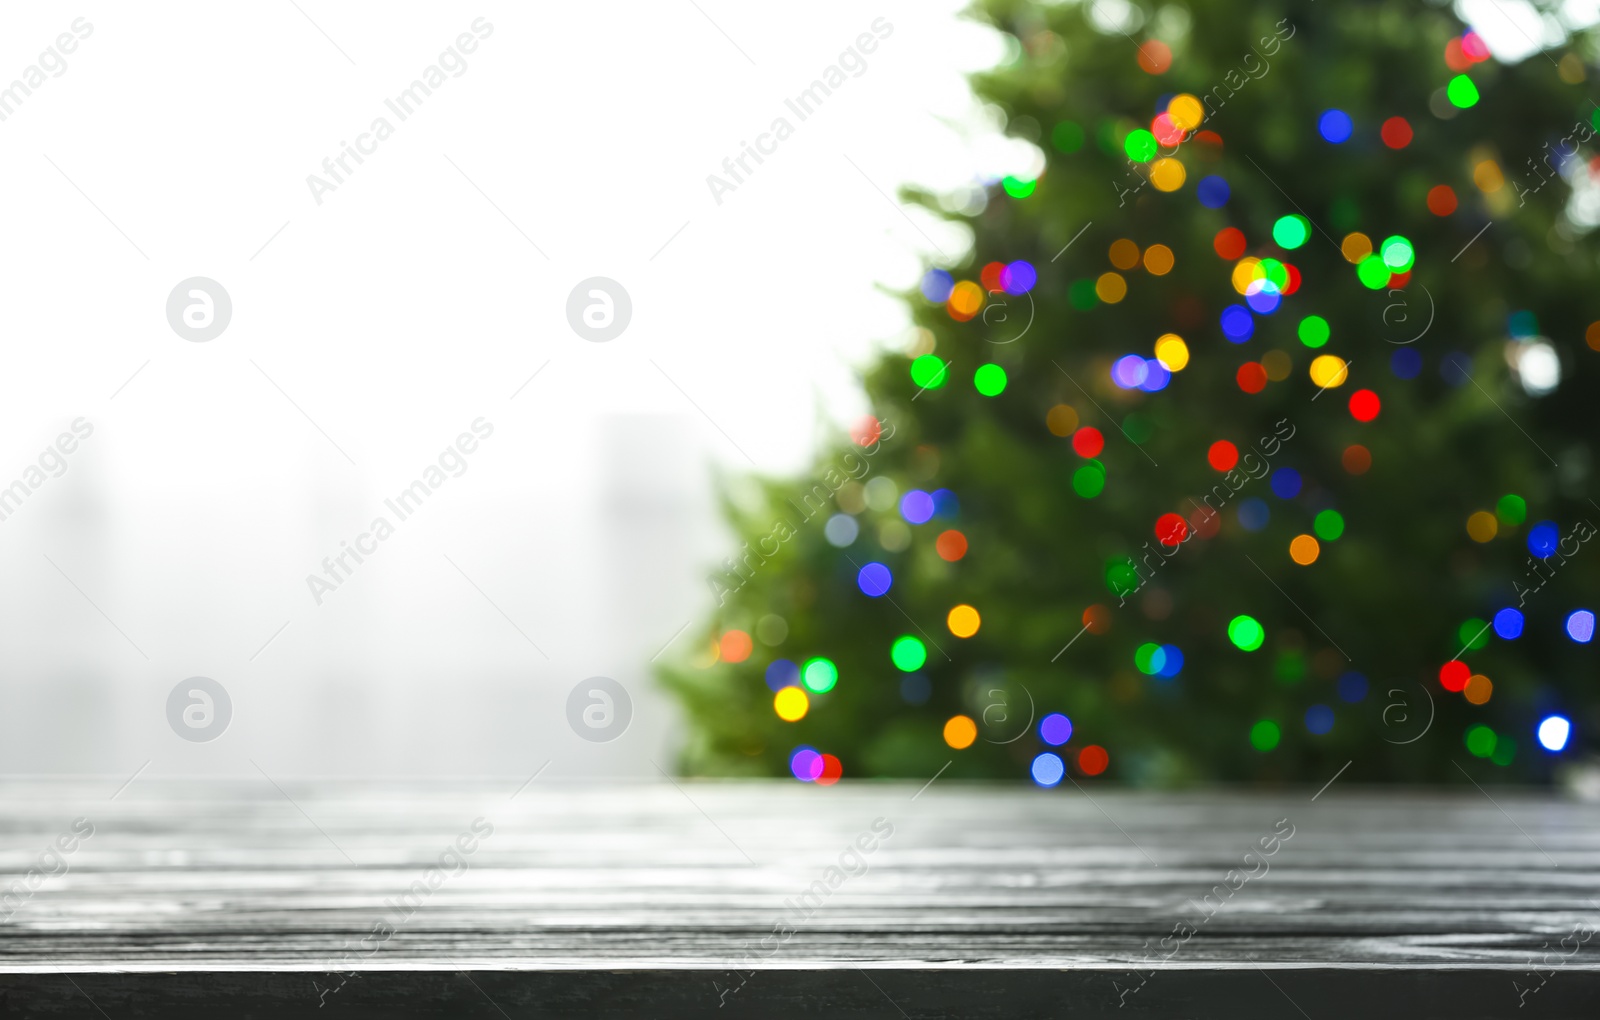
[801,657,838,693]
[890,635,927,672]
[1124,129,1158,162]
[1298,315,1330,348]
[1074,461,1107,498]
[1134,642,1162,675]
[1491,735,1517,767]
[1356,254,1391,290]
[974,363,1008,396]
[1447,74,1480,109]
[1379,235,1415,272]
[1259,257,1289,289]
[1250,720,1281,751]
[1228,615,1265,651]
[1458,617,1491,651]
[1314,509,1345,541]
[1105,556,1139,594]
[1497,493,1527,525]
[1002,175,1036,198]
[1271,215,1310,249]
[910,355,948,390]
[1069,279,1099,310]
[1465,724,1497,758]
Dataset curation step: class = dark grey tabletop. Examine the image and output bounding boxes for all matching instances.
[2,776,1597,1017]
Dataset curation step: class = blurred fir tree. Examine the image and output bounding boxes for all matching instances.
[661,0,1600,785]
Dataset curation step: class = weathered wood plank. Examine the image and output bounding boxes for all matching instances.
[1,778,1597,1015]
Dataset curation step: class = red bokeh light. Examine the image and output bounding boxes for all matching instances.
[1208,440,1239,471]
[1236,362,1268,394]
[850,415,882,447]
[816,754,843,786]
[1137,40,1172,74]
[1072,427,1105,458]
[1083,603,1113,634]
[1078,745,1110,776]
[1155,512,1190,547]
[935,529,968,562]
[1439,661,1470,692]
[1188,502,1222,540]
[719,630,753,664]
[1214,227,1247,260]
[1380,117,1413,149]
[979,261,1006,293]
[1282,264,1302,295]
[1349,389,1381,422]
[1342,444,1372,475]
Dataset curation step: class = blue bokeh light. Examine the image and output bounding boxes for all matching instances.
[1271,468,1303,499]
[1537,715,1572,752]
[1567,610,1595,643]
[900,490,935,525]
[1002,260,1037,295]
[1031,752,1066,787]
[766,659,800,692]
[1318,109,1353,143]
[856,562,893,597]
[920,269,954,303]
[1337,671,1368,703]
[1492,607,1524,640]
[1305,704,1335,735]
[1040,712,1073,746]
[1197,175,1230,207]
[1220,304,1254,342]
[1238,498,1270,532]
[1527,520,1560,558]
[1391,348,1422,379]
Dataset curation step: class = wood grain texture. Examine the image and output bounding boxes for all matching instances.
[1,777,1597,1017]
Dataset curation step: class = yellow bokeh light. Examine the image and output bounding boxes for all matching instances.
[1309,355,1349,389]
[1231,257,1265,295]
[1096,272,1128,303]
[1558,52,1586,84]
[1155,333,1189,371]
[692,636,721,668]
[1142,243,1175,275]
[1261,349,1292,382]
[943,714,978,750]
[1466,511,1498,543]
[1047,404,1080,437]
[1289,534,1320,565]
[947,604,981,638]
[1109,239,1141,270]
[1340,232,1372,264]
[1473,160,1504,193]
[1167,94,1204,131]
[948,280,984,316]
[1464,674,1493,705]
[774,686,809,722]
[1150,157,1186,192]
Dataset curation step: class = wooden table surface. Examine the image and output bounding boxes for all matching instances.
[2,776,1597,1017]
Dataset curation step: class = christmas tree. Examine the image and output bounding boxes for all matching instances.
[661,0,1600,785]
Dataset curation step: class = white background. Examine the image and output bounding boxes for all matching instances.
[0,1,1012,780]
